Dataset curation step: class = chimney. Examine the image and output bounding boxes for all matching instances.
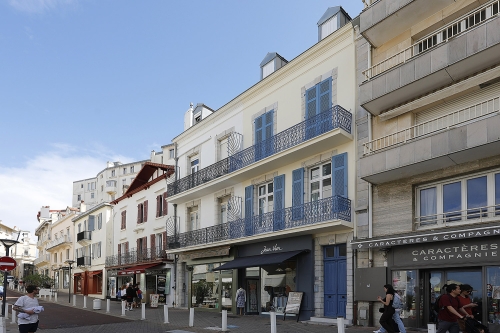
[80,201,86,213]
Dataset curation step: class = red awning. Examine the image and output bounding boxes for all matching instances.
[117,263,161,276]
[88,270,102,277]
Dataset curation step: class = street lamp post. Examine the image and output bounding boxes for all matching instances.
[65,260,75,303]
[0,236,20,317]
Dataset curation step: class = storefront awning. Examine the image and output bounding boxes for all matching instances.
[88,270,102,277]
[118,263,161,275]
[213,250,306,271]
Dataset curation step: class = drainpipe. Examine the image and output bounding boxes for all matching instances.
[367,44,374,267]
[170,143,179,307]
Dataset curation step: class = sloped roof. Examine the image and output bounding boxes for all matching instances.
[317,6,351,26]
[111,162,175,204]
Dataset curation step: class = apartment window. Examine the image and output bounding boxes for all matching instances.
[101,185,103,192]
[254,110,274,160]
[190,157,199,174]
[122,179,126,188]
[88,215,95,231]
[169,149,175,159]
[91,182,95,190]
[54,253,57,263]
[111,170,116,177]
[123,167,127,174]
[305,78,332,141]
[130,177,135,183]
[78,223,81,233]
[81,184,83,188]
[219,196,230,225]
[417,171,500,225]
[218,138,229,161]
[156,193,168,217]
[137,200,148,223]
[77,195,81,201]
[66,249,69,260]
[92,242,102,259]
[310,162,332,201]
[24,249,29,256]
[130,166,134,173]
[189,209,199,231]
[258,182,274,214]
[156,233,163,251]
[91,192,94,199]
[121,211,126,229]
[97,213,102,230]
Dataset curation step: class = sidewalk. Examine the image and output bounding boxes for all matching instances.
[4,287,380,333]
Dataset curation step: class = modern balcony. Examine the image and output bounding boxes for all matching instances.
[77,231,92,245]
[167,195,351,250]
[360,0,454,47]
[46,235,72,250]
[415,204,500,229]
[167,106,352,203]
[360,97,500,184]
[77,256,91,267]
[34,254,50,266]
[361,1,500,115]
[105,246,174,267]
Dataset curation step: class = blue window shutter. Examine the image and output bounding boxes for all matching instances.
[332,152,348,198]
[88,215,95,231]
[255,114,263,144]
[273,174,285,230]
[305,86,318,119]
[292,168,304,220]
[263,110,274,157]
[318,77,332,113]
[245,185,254,236]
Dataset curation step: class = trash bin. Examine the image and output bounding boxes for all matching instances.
[93,299,101,310]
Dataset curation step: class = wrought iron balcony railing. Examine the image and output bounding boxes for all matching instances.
[167,195,351,249]
[77,231,91,242]
[105,246,174,267]
[77,256,91,267]
[167,106,352,196]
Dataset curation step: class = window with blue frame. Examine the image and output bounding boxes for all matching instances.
[305,77,332,140]
[417,170,500,226]
[254,110,274,161]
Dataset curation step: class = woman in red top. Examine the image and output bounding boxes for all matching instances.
[458,284,478,318]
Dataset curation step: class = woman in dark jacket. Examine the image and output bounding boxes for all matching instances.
[377,284,396,333]
[126,284,137,311]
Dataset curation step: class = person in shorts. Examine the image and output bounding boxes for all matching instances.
[13,285,41,333]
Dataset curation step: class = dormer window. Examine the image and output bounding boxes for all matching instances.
[262,61,274,79]
[320,15,337,40]
[317,6,351,41]
[194,112,202,124]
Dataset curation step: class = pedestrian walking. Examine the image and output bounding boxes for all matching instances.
[126,283,137,311]
[458,284,478,318]
[377,284,397,333]
[13,285,41,333]
[436,283,465,333]
[374,289,406,333]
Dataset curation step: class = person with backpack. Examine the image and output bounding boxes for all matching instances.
[374,289,406,333]
[436,284,465,333]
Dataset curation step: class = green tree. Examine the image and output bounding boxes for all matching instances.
[22,273,54,289]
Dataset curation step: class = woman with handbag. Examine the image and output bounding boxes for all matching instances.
[377,284,396,333]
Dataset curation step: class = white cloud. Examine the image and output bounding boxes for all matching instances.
[0,144,131,235]
[8,0,77,14]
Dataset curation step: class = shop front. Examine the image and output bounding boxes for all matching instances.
[214,235,314,320]
[353,224,500,333]
[107,263,173,304]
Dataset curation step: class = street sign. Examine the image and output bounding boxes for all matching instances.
[0,257,17,271]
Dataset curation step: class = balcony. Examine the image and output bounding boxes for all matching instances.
[77,256,91,267]
[105,246,174,267]
[360,0,455,47]
[33,254,50,266]
[105,180,117,194]
[167,195,351,250]
[46,235,72,250]
[77,231,92,245]
[360,97,500,184]
[167,106,352,203]
[415,204,500,229]
[361,1,500,115]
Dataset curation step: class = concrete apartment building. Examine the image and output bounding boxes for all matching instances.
[352,0,500,330]
[0,222,36,280]
[166,7,356,322]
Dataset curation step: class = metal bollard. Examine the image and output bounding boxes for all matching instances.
[121,301,126,316]
[337,317,345,333]
[11,310,16,324]
[83,296,87,309]
[73,295,76,307]
[189,307,194,327]
[270,311,277,333]
[1,316,6,333]
[5,304,8,320]
[222,310,227,331]
[106,299,110,313]
[141,303,146,320]
[428,323,437,333]
[49,294,52,302]
[55,292,58,302]
[163,305,169,324]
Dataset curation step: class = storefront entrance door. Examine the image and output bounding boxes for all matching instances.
[246,279,259,314]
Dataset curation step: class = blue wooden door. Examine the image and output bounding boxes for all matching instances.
[324,245,347,318]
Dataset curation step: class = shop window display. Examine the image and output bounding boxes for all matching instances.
[487,267,500,325]
[260,262,296,313]
[392,270,417,328]
[191,263,221,309]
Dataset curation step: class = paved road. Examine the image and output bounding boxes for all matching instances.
[3,288,382,333]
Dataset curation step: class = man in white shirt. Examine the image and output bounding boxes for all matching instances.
[13,285,41,333]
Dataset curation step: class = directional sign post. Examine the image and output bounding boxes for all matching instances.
[0,257,17,271]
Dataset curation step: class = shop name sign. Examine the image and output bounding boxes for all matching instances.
[412,243,498,262]
[352,226,500,249]
[261,244,283,255]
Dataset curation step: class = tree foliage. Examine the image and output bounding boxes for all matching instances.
[22,273,54,289]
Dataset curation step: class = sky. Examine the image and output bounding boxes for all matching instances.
[0,0,363,235]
